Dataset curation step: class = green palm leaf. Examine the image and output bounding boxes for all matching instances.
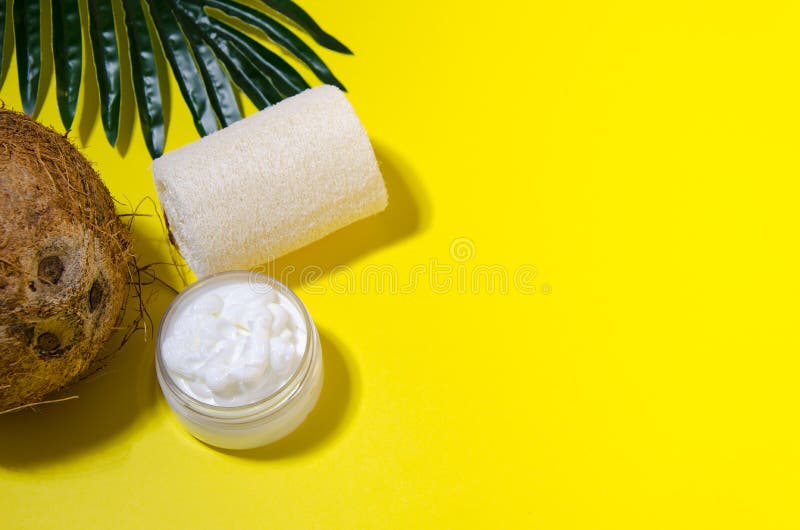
[203,0,345,91]
[4,0,350,158]
[14,0,42,115]
[147,0,218,136]
[87,0,121,146]
[51,0,82,129]
[172,0,280,108]
[0,0,8,89]
[202,16,309,98]
[122,0,165,158]
[257,0,352,54]
[175,12,241,128]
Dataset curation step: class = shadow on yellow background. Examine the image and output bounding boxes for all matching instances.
[216,331,358,460]
[0,332,157,469]
[0,142,424,468]
[0,286,361,468]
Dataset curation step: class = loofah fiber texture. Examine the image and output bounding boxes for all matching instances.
[152,85,388,277]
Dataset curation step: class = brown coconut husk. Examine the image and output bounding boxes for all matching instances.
[0,107,133,411]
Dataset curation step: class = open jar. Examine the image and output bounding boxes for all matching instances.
[155,271,323,449]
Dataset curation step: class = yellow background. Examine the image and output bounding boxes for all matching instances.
[2,1,800,528]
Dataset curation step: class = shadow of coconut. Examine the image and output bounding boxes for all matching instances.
[0,319,161,470]
[0,219,176,470]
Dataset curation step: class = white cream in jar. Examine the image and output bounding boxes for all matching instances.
[160,282,307,407]
[156,272,323,449]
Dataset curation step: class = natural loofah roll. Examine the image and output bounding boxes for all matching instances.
[152,85,387,277]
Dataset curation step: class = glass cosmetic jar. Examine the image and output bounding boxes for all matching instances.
[155,271,323,449]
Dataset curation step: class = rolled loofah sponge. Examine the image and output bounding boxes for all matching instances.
[152,85,387,277]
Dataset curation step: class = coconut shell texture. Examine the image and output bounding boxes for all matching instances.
[0,108,132,411]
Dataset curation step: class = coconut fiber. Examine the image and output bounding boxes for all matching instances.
[0,108,132,411]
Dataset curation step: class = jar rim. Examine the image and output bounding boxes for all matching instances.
[155,270,316,416]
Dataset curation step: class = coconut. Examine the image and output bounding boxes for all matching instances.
[0,108,132,411]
